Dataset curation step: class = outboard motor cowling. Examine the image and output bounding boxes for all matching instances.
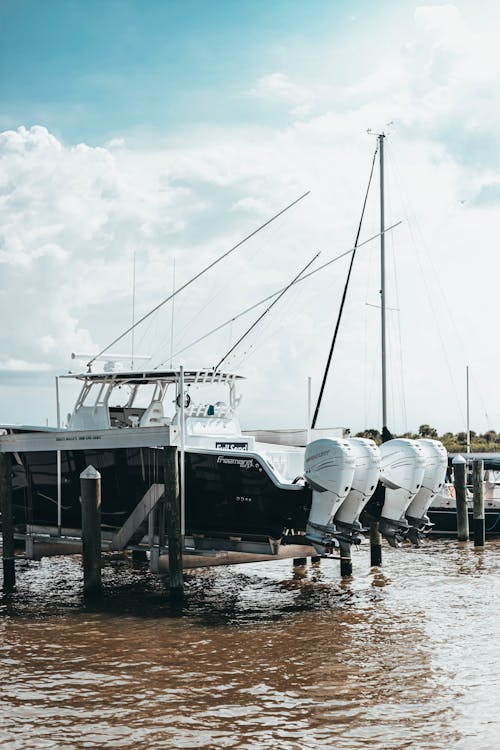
[334,438,381,535]
[405,439,447,543]
[304,438,356,552]
[379,439,426,545]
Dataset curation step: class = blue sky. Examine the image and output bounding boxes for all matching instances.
[2,1,500,434]
[1,0,435,143]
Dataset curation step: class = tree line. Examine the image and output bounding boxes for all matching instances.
[354,424,500,453]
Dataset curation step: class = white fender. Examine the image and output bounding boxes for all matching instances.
[334,438,381,527]
[379,439,426,523]
[304,438,356,533]
[405,439,448,525]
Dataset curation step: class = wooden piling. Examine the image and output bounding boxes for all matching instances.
[80,465,102,598]
[0,453,15,590]
[453,454,469,541]
[472,458,485,547]
[370,521,383,567]
[339,543,352,577]
[163,445,184,598]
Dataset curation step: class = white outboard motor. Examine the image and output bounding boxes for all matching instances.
[304,438,356,552]
[379,439,426,545]
[405,439,448,543]
[334,438,381,535]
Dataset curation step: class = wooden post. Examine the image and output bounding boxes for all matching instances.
[472,458,485,547]
[370,521,382,567]
[339,542,352,577]
[163,445,183,598]
[453,454,469,541]
[0,453,15,590]
[80,465,102,598]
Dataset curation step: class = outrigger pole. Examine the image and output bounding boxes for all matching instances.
[162,222,401,366]
[86,191,310,371]
[215,251,321,371]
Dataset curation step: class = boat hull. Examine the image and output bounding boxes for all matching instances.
[11,446,312,541]
[427,507,500,536]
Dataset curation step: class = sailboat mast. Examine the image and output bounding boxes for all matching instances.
[379,133,388,435]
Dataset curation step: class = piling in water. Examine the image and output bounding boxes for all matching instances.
[163,446,184,598]
[80,465,102,598]
[472,458,485,547]
[339,542,352,577]
[0,453,15,590]
[370,521,382,567]
[453,454,469,541]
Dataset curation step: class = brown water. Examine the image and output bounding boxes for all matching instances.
[1,539,499,750]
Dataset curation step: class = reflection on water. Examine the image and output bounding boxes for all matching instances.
[1,539,499,750]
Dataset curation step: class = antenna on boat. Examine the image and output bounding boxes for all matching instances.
[131,250,136,369]
[170,257,176,368]
[86,191,311,371]
[466,364,471,454]
[214,251,321,371]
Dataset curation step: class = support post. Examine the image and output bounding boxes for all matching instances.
[370,521,383,567]
[163,445,183,598]
[453,454,469,541]
[472,458,485,547]
[80,465,102,598]
[339,542,352,577]
[0,453,15,590]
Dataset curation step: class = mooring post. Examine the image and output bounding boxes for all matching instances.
[339,542,352,577]
[472,458,485,547]
[163,445,183,598]
[0,453,15,590]
[80,465,102,598]
[370,521,383,567]
[453,454,469,541]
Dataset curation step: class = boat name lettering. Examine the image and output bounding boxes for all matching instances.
[55,435,102,442]
[217,456,256,469]
[235,496,252,503]
[215,442,249,451]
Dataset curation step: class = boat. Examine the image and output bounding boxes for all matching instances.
[428,455,500,536]
[0,140,448,560]
[2,366,378,556]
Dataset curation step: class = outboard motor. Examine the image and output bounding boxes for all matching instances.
[334,438,381,541]
[304,438,356,554]
[405,439,447,545]
[378,438,426,546]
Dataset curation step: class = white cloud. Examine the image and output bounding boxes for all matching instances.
[249,73,314,116]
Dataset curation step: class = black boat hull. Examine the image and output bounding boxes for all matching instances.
[427,508,500,536]
[11,446,311,541]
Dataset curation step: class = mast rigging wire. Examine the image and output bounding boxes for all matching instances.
[311,144,379,428]
[86,190,311,371]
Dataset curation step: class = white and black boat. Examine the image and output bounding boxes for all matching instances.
[0,139,449,557]
[428,456,500,536]
[2,366,380,555]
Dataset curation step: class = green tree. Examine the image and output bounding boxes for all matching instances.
[418,424,438,438]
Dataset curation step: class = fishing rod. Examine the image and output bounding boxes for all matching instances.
[161,222,401,364]
[86,190,311,371]
[214,251,321,371]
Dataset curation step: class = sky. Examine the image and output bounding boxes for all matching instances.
[1,0,500,435]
